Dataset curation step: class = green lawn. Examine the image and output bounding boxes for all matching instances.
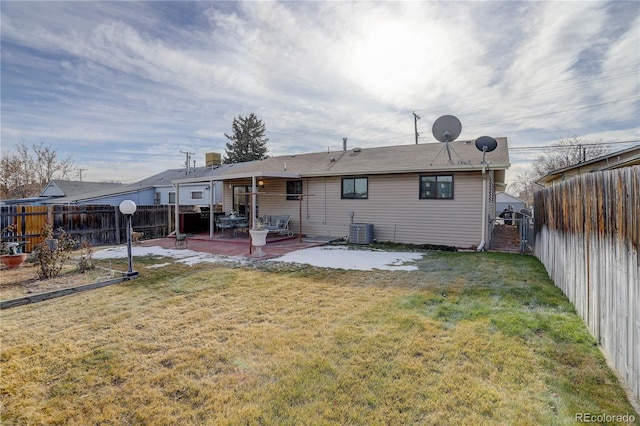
[1,251,637,425]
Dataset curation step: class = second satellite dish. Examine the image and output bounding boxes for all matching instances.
[432,115,462,143]
[475,136,498,152]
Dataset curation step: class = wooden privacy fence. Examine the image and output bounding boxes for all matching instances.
[0,206,48,252]
[1,204,174,252]
[533,166,639,401]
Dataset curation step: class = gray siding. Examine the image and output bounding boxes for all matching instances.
[161,183,220,206]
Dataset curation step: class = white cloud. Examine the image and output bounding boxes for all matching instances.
[1,1,638,185]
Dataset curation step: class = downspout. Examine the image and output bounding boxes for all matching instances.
[209,179,215,239]
[174,183,180,235]
[477,163,487,251]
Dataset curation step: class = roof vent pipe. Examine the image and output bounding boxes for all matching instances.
[343,138,347,152]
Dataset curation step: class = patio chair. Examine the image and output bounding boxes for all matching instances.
[175,232,188,249]
[216,216,236,238]
[234,218,249,237]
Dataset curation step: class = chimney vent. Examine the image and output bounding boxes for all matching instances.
[343,138,347,152]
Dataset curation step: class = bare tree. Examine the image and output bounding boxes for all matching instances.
[507,168,540,204]
[531,136,609,178]
[0,142,76,199]
[507,137,609,202]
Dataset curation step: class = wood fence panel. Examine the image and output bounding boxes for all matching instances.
[53,205,119,246]
[2,204,171,251]
[534,166,640,402]
[1,205,48,252]
[22,206,48,252]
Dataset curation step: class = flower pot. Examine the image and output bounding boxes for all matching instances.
[1,253,28,269]
[249,229,269,257]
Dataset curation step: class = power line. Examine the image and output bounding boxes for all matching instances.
[509,142,640,157]
[265,64,639,148]
[412,63,640,117]
[466,96,639,129]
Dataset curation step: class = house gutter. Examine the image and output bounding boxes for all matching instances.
[477,163,487,252]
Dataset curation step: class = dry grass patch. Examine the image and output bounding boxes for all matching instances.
[1,260,119,300]
[1,252,637,424]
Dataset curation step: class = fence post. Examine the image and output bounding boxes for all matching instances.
[114,206,120,245]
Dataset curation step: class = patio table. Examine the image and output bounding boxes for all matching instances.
[217,216,247,238]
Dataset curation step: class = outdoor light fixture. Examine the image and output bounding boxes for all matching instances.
[118,199,139,279]
[258,179,265,188]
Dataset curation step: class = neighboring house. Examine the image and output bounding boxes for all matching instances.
[174,139,511,249]
[537,145,640,187]
[40,180,124,199]
[496,192,526,214]
[1,180,123,206]
[36,165,229,207]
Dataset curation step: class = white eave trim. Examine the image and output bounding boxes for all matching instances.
[301,163,511,178]
[172,171,301,184]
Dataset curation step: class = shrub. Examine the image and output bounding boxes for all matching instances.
[76,242,95,273]
[34,223,76,279]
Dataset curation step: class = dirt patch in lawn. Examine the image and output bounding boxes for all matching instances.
[0,262,121,301]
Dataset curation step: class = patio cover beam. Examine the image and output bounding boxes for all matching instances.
[171,171,301,185]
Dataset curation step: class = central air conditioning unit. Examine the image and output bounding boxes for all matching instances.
[349,223,374,244]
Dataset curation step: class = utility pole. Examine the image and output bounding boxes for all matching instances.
[413,111,421,144]
[77,168,88,181]
[180,150,195,174]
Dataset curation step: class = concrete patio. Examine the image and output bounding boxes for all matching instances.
[137,232,335,260]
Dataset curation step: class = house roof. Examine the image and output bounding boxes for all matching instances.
[38,165,238,204]
[537,145,640,185]
[43,164,240,204]
[174,139,510,183]
[40,180,124,197]
[40,183,154,204]
[136,164,238,186]
[496,192,526,204]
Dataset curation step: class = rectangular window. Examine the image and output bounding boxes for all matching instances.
[191,191,204,200]
[342,177,368,199]
[420,175,454,199]
[154,192,161,205]
[286,180,303,200]
[168,191,176,204]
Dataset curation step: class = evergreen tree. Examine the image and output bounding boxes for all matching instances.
[223,113,269,163]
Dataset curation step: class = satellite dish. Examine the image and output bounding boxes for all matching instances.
[475,136,497,153]
[475,136,498,164]
[432,115,462,143]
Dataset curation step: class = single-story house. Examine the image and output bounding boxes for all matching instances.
[496,192,527,214]
[40,180,125,200]
[1,180,125,206]
[537,145,640,187]
[35,165,231,208]
[173,139,510,249]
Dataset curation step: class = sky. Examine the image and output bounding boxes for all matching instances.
[92,244,424,271]
[1,1,639,187]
